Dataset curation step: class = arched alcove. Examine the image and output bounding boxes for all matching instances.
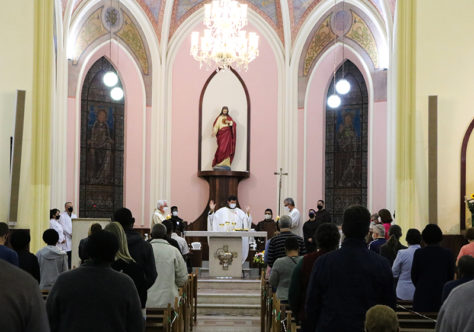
[325,60,368,225]
[80,57,124,218]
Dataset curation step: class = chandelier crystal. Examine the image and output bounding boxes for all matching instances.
[190,0,259,71]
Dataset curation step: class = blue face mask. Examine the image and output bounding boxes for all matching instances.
[309,212,315,219]
[229,203,236,209]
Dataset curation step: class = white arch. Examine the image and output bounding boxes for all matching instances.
[73,39,148,221]
[302,41,375,215]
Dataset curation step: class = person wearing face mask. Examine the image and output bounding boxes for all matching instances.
[59,202,77,268]
[314,200,332,224]
[303,209,319,253]
[208,195,252,264]
[283,197,301,236]
[253,209,279,251]
[169,206,187,234]
[152,200,168,225]
[49,208,65,247]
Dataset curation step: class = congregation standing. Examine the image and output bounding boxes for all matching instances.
[1,197,474,332]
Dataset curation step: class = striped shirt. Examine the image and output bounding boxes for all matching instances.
[267,232,306,267]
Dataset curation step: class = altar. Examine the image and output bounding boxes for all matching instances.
[185,231,267,277]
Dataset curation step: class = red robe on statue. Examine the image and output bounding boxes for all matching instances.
[212,114,237,168]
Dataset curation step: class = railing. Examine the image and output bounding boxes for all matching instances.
[261,272,298,332]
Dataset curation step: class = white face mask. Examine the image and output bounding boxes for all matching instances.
[284,206,290,213]
[172,211,178,217]
[229,203,237,209]
[264,214,272,220]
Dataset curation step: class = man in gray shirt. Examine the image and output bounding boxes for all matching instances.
[436,279,474,332]
[0,259,49,332]
[270,237,302,301]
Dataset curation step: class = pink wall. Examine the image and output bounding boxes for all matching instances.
[304,45,387,212]
[170,23,278,222]
[67,42,147,222]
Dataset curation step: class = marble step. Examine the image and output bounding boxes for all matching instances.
[197,303,261,316]
[198,292,261,305]
[198,278,261,291]
[194,315,260,332]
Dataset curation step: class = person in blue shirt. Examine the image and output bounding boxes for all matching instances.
[368,224,387,254]
[0,222,19,266]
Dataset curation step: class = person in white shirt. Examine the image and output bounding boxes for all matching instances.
[151,200,168,225]
[284,197,301,236]
[49,209,65,247]
[207,196,252,264]
[58,202,76,268]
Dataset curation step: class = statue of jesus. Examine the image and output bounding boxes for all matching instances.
[212,106,236,170]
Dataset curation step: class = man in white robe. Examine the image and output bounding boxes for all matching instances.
[151,200,168,225]
[59,202,77,268]
[207,196,252,264]
[284,197,301,236]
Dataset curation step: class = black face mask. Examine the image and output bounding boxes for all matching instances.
[309,212,315,219]
[55,215,60,220]
[68,207,73,213]
[317,205,323,210]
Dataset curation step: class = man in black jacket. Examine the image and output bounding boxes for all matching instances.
[46,231,143,332]
[306,205,395,332]
[114,208,157,291]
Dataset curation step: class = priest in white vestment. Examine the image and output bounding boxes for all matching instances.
[151,200,168,225]
[207,196,252,264]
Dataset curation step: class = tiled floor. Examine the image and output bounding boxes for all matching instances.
[194,315,260,332]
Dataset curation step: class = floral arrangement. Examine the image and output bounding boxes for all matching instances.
[466,194,474,214]
[253,250,265,265]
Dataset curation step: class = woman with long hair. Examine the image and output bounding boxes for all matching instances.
[104,222,147,309]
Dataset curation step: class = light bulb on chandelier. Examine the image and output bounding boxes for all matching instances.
[190,0,259,71]
[110,87,124,101]
[335,78,351,95]
[327,94,341,108]
[103,71,118,87]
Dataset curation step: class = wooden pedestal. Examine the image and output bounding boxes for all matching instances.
[189,170,249,260]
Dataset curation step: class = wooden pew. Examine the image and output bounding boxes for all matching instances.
[396,301,437,331]
[146,305,172,332]
[41,290,49,301]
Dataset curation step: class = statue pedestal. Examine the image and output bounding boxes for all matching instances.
[189,171,249,260]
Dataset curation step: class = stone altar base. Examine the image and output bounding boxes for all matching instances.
[208,237,242,277]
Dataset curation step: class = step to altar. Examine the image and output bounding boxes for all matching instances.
[197,278,261,316]
[194,315,260,332]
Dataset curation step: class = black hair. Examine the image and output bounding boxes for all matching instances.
[422,224,443,245]
[163,219,175,234]
[285,237,300,252]
[89,223,103,235]
[85,231,119,263]
[378,209,393,224]
[317,200,325,205]
[50,209,60,219]
[227,195,238,202]
[458,255,474,278]
[171,206,178,212]
[265,209,273,214]
[342,205,370,239]
[0,222,9,237]
[114,208,135,229]
[405,228,422,245]
[43,229,59,246]
[314,223,340,251]
[465,227,474,241]
[10,230,31,251]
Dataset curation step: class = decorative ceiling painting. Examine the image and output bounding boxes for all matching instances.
[170,0,284,42]
[136,0,164,38]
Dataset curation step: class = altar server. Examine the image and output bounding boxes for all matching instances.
[207,196,252,264]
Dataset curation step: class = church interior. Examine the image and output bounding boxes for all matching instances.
[1,0,474,331]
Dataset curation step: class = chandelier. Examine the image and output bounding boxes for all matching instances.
[190,0,259,71]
